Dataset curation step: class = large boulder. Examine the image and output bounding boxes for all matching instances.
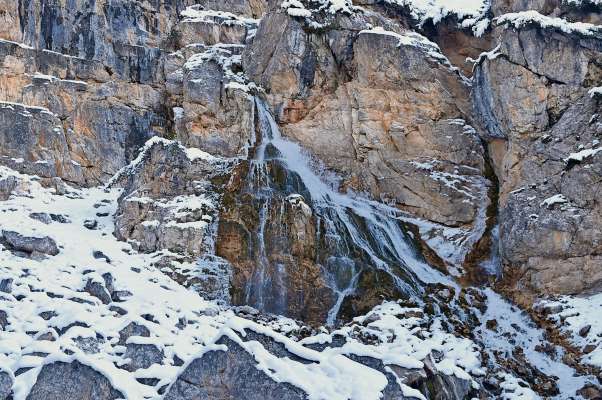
[26,361,123,400]
[113,138,228,256]
[112,138,233,302]
[164,336,307,400]
[1,230,59,257]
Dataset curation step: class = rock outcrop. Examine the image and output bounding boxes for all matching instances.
[0,370,11,400]
[472,12,602,303]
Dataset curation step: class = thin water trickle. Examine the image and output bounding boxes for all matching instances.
[242,98,452,323]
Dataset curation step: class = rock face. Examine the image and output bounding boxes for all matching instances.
[242,4,491,249]
[112,138,234,302]
[1,0,602,398]
[0,1,186,185]
[27,361,123,400]
[473,13,602,302]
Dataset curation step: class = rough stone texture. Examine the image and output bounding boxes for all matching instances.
[0,40,164,185]
[113,139,227,256]
[121,343,164,372]
[26,361,124,400]
[195,0,266,17]
[1,230,59,257]
[171,46,256,158]
[176,5,259,47]
[0,102,84,183]
[112,138,234,302]
[164,335,308,400]
[0,370,11,400]
[218,177,338,323]
[472,20,602,302]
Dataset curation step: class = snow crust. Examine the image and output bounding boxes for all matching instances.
[385,0,490,34]
[496,10,602,36]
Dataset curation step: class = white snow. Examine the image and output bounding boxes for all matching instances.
[496,10,602,36]
[540,194,568,208]
[564,147,601,162]
[180,6,259,26]
[0,163,482,400]
[537,293,602,368]
[588,86,602,97]
[475,289,591,398]
[384,0,490,35]
[281,0,354,17]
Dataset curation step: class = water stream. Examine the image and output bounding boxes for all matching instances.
[242,98,452,324]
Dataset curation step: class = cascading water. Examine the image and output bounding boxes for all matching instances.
[239,98,452,324]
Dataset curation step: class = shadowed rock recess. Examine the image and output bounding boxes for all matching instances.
[0,0,601,399]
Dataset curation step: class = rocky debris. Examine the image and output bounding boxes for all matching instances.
[164,335,308,400]
[26,361,124,400]
[1,230,59,257]
[83,220,98,230]
[472,13,602,302]
[151,253,232,303]
[118,322,151,346]
[579,383,602,399]
[0,310,8,330]
[0,278,12,293]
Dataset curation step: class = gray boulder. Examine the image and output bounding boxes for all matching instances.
[164,336,307,400]
[26,361,123,400]
[1,230,59,256]
[121,344,164,372]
